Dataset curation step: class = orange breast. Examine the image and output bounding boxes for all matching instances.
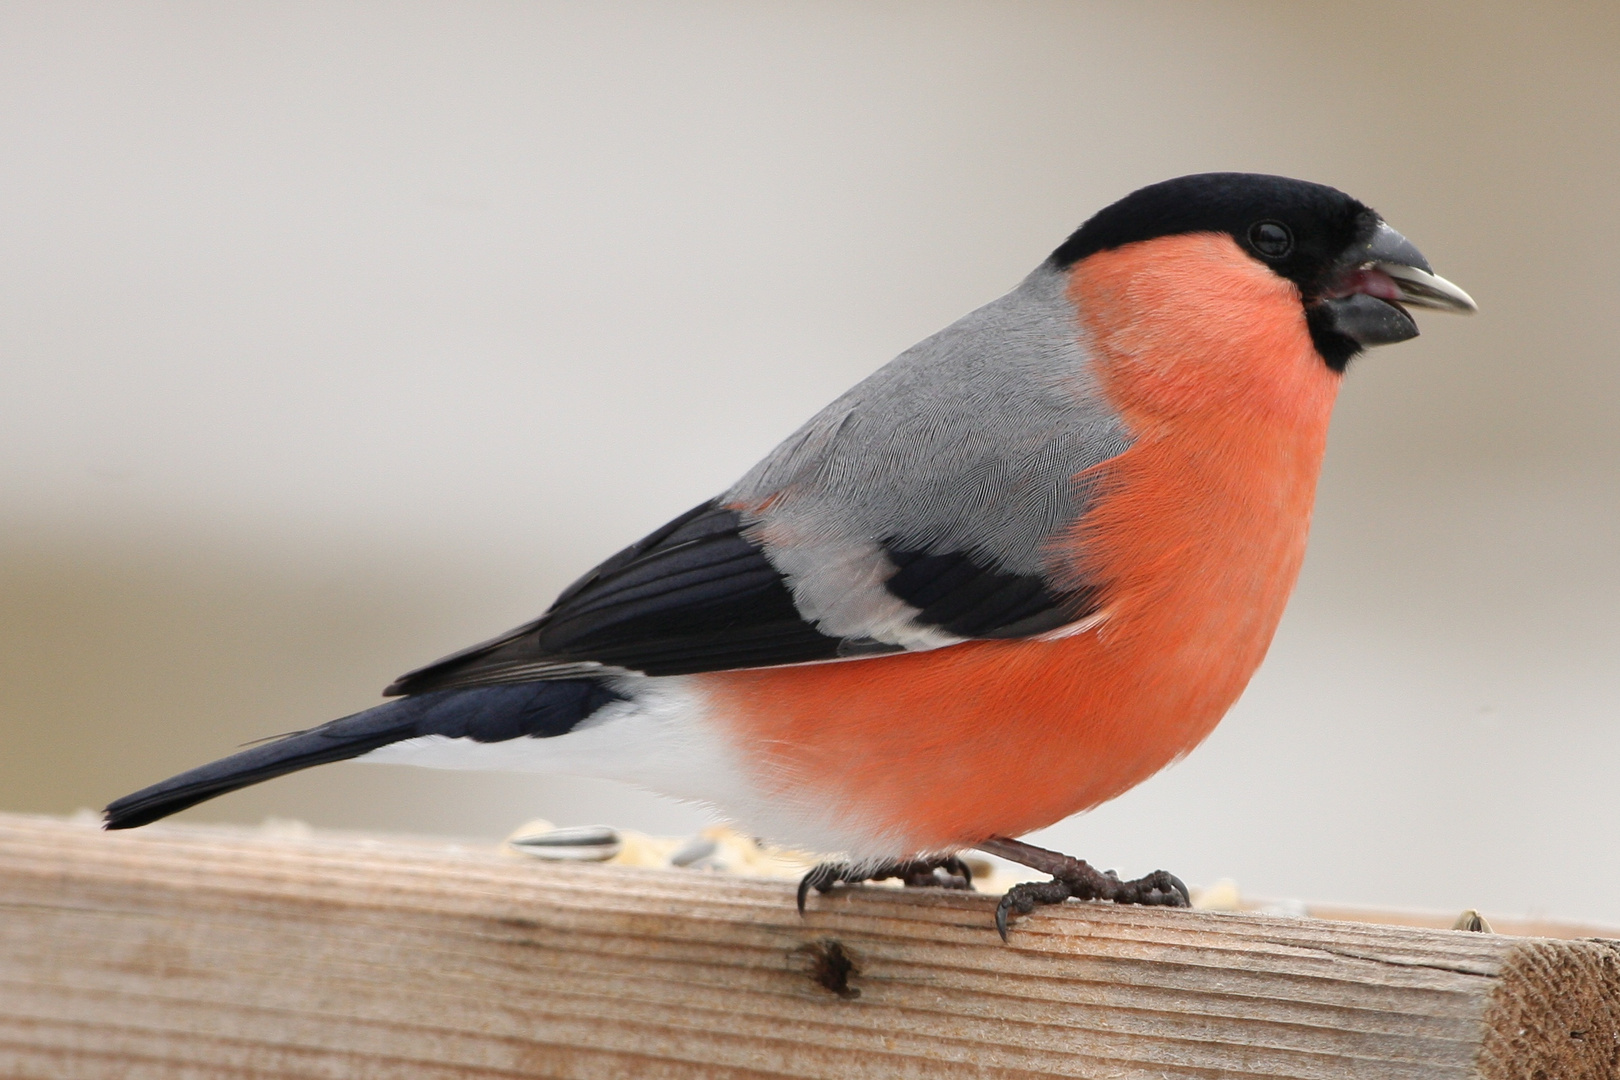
[699,233,1341,855]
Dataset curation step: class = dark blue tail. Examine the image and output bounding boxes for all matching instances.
[103,680,622,830]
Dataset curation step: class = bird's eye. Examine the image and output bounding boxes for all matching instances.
[1248,220,1293,259]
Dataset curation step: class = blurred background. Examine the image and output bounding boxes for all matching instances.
[2,2,1616,923]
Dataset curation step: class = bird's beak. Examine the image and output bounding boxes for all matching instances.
[1313,220,1477,346]
[1357,220,1477,313]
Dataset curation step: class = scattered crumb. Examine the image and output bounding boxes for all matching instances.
[257,817,313,839]
[1191,878,1242,911]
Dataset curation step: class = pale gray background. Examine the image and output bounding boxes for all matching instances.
[3,2,1616,923]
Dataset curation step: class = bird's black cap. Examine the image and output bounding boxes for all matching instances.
[1049,172,1378,299]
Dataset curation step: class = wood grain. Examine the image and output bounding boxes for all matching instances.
[0,813,1614,1079]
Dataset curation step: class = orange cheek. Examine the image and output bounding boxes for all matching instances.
[1070,232,1338,430]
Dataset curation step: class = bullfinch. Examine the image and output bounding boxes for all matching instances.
[105,173,1475,937]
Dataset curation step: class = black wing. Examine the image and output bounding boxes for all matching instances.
[387,500,1099,695]
[882,544,1098,639]
[387,501,849,692]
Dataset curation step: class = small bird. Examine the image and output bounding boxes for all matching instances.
[105,173,1475,937]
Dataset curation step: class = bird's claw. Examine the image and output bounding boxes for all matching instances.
[993,861,1189,941]
[797,855,974,913]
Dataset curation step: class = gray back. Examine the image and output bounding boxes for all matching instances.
[726,263,1131,581]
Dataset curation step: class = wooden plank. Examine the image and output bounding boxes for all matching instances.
[1299,903,1620,943]
[0,813,1613,1079]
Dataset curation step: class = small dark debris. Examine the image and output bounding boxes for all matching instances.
[797,939,860,999]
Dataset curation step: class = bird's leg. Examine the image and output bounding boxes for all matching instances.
[977,836,1189,941]
[796,855,973,913]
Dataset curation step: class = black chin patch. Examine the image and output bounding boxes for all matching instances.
[1307,295,1419,372]
[1305,304,1364,373]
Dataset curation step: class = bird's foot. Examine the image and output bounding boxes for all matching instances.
[797,855,973,913]
[977,836,1188,941]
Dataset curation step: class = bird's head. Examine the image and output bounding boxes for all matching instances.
[1050,173,1476,372]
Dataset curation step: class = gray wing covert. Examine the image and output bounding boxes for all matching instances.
[727,264,1132,647]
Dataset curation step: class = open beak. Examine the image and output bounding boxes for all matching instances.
[1313,220,1476,346]
[1358,220,1477,313]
